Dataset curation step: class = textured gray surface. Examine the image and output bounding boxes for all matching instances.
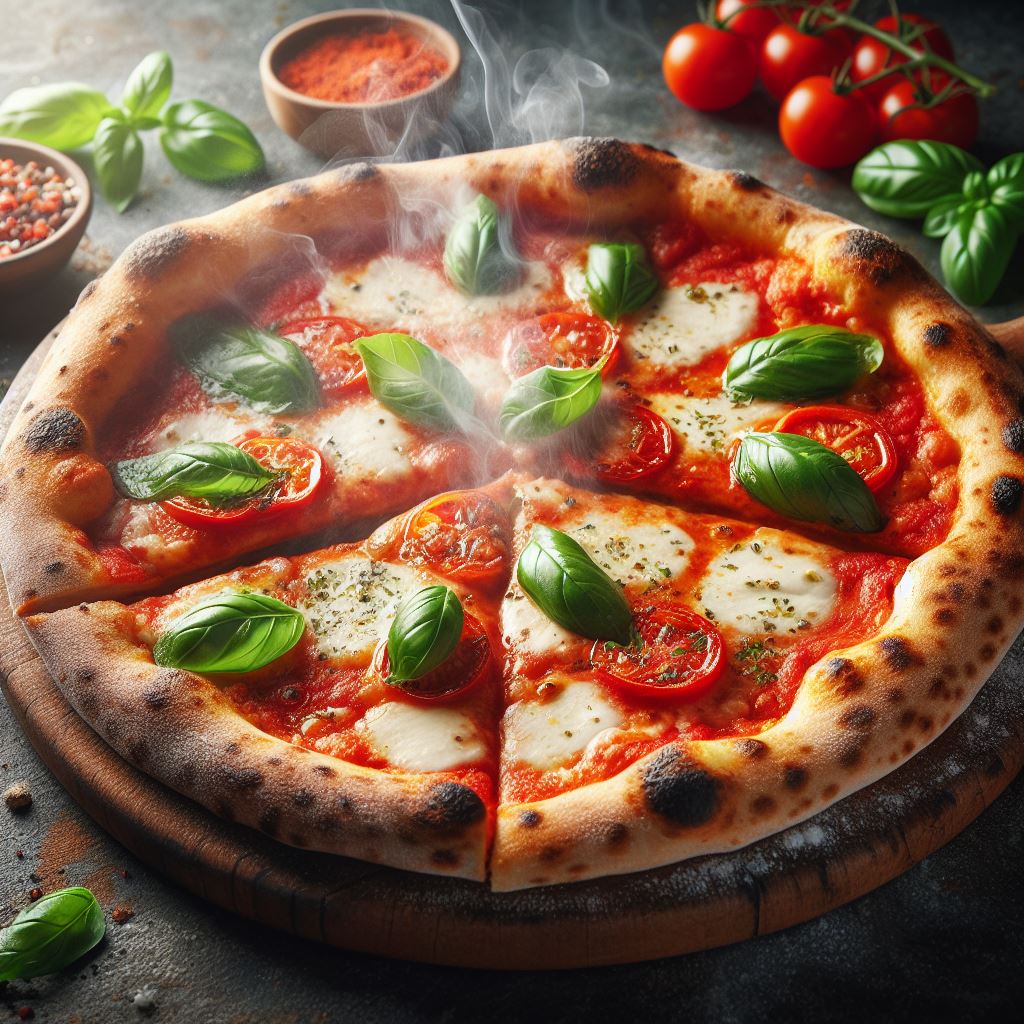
[1,0,1023,1020]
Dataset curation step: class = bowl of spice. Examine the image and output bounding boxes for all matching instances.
[260,8,460,159]
[0,138,90,291]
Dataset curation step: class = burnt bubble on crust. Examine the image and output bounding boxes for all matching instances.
[1002,419,1024,454]
[122,225,193,282]
[923,322,953,349]
[416,781,485,832]
[642,745,720,827]
[571,138,640,192]
[22,407,85,454]
[334,162,378,184]
[837,228,921,286]
[991,475,1023,515]
[730,170,766,191]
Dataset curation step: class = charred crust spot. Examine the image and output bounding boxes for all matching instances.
[519,809,542,828]
[225,742,241,755]
[539,845,563,863]
[1002,419,1024,454]
[642,745,720,827]
[879,635,920,671]
[784,766,808,791]
[991,475,1023,515]
[292,788,315,808]
[923,322,952,349]
[258,809,280,836]
[417,782,485,831]
[826,657,853,677]
[605,822,629,847]
[918,715,934,733]
[123,225,192,281]
[933,607,957,625]
[825,656,864,696]
[127,740,148,764]
[822,783,839,799]
[987,615,1004,635]
[77,279,99,304]
[23,407,85,454]
[224,767,264,791]
[980,642,996,661]
[572,138,640,192]
[899,708,916,729]
[431,848,459,867]
[839,706,876,732]
[733,737,768,759]
[730,170,764,191]
[265,756,283,767]
[837,738,864,769]
[312,763,336,777]
[108,335,124,347]
[886,687,905,703]
[289,180,314,196]
[142,685,172,710]
[335,162,378,184]
[751,795,776,815]
[838,228,918,286]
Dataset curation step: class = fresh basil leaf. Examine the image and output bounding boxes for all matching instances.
[111,442,276,504]
[988,153,1024,231]
[92,115,143,213]
[121,51,173,121]
[734,432,885,533]
[160,99,264,182]
[723,326,883,402]
[922,195,967,239]
[516,524,633,644]
[584,242,658,323]
[0,887,105,982]
[354,333,476,433]
[386,585,464,685]
[177,321,319,414]
[0,83,111,150]
[940,204,1016,306]
[499,360,604,441]
[443,194,520,295]
[852,140,983,219]
[153,592,305,674]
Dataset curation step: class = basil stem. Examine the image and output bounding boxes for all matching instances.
[354,332,476,433]
[723,326,883,402]
[121,51,173,122]
[940,204,1016,307]
[0,887,105,982]
[499,359,604,441]
[584,242,659,323]
[516,524,633,644]
[734,432,885,533]
[386,585,464,686]
[153,592,305,674]
[92,115,144,213]
[443,194,520,296]
[160,99,265,182]
[0,83,112,150]
[111,442,276,505]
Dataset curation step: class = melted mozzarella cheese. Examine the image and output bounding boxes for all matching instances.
[697,532,837,634]
[567,513,693,589]
[454,352,508,399]
[152,409,266,451]
[503,680,624,771]
[627,283,759,369]
[357,702,485,771]
[649,392,786,454]
[311,402,414,482]
[299,558,419,660]
[502,586,579,661]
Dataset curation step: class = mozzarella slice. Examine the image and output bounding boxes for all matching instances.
[152,409,267,451]
[696,532,837,635]
[566,513,693,589]
[649,391,787,454]
[503,680,624,771]
[357,702,486,771]
[310,401,414,482]
[502,586,579,661]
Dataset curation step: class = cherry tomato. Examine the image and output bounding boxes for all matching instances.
[501,313,618,379]
[773,406,898,493]
[877,76,979,148]
[759,24,852,102]
[399,490,509,586]
[779,76,877,168]
[569,404,675,483]
[851,14,954,100]
[162,437,325,528]
[592,605,725,702]
[279,316,369,399]
[715,0,781,46]
[373,612,492,702]
[663,23,757,112]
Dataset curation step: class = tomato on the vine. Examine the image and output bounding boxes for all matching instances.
[715,0,781,47]
[759,23,852,102]
[878,76,979,148]
[779,76,877,168]
[663,23,757,111]
[851,14,955,99]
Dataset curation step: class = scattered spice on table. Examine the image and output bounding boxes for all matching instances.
[0,158,80,259]
[278,28,449,103]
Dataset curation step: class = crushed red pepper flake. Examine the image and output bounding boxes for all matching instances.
[0,157,80,259]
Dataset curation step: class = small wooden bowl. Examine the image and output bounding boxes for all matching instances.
[259,9,461,159]
[0,139,92,291]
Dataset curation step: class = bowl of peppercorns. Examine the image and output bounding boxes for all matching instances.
[0,138,91,290]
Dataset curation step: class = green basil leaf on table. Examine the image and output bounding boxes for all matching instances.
[178,322,319,415]
[121,51,173,122]
[0,82,112,150]
[516,524,633,644]
[733,432,885,533]
[354,333,476,433]
[852,140,983,219]
[922,195,967,239]
[92,115,143,213]
[153,592,305,674]
[499,360,604,441]
[723,326,883,402]
[584,242,659,323]
[987,153,1024,230]
[386,585,464,686]
[443,194,520,295]
[111,442,277,504]
[160,99,264,182]
[0,887,105,982]
[940,204,1016,306]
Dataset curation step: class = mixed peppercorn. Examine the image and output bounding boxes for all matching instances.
[0,157,81,259]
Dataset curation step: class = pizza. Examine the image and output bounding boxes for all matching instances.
[2,138,1023,891]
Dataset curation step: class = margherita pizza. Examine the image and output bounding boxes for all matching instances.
[2,139,1022,890]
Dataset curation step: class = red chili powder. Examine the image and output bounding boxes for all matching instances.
[278,28,449,103]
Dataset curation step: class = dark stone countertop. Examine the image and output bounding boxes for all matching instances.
[2,1,1023,1020]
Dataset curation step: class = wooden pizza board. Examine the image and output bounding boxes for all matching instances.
[2,320,1024,970]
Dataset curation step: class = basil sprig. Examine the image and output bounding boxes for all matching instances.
[178,322,319,415]
[516,525,633,644]
[354,333,476,433]
[0,83,112,149]
[444,194,520,296]
[121,50,173,121]
[111,442,277,505]
[499,359,605,441]
[160,99,264,183]
[153,592,305,674]
[723,326,883,402]
[584,242,659,323]
[734,432,885,533]
[386,585,464,686]
[941,204,1017,307]
[0,887,105,982]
